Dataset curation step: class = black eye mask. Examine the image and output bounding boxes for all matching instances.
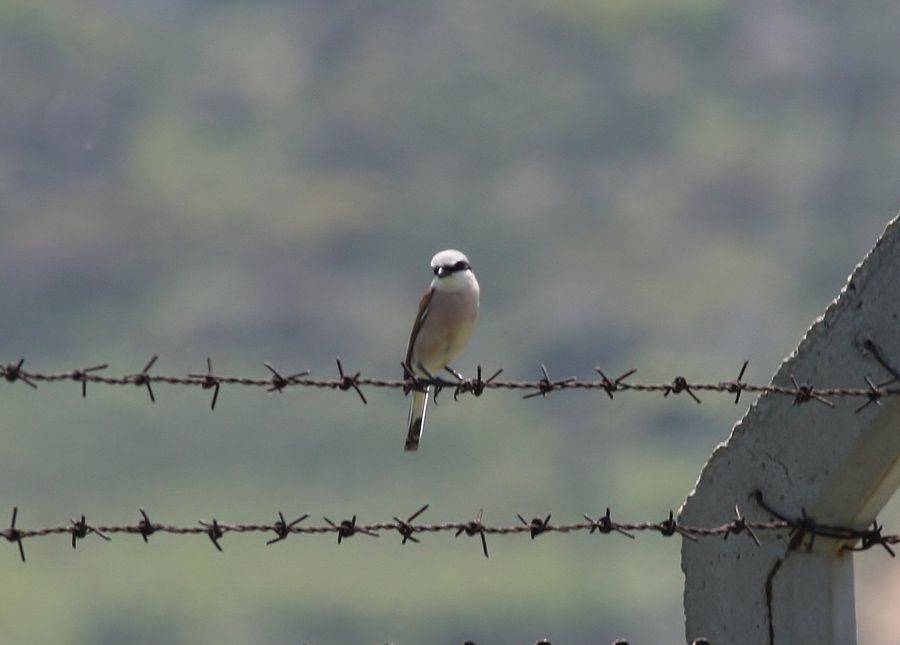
[433,261,471,277]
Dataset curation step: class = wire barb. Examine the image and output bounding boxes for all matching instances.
[324,515,379,544]
[855,375,888,413]
[200,519,224,551]
[70,514,110,549]
[266,512,309,546]
[584,508,635,539]
[264,362,310,393]
[335,357,367,404]
[523,364,576,400]
[665,376,701,404]
[789,374,834,408]
[720,361,749,404]
[844,521,896,558]
[660,510,698,542]
[4,507,26,562]
[130,355,158,402]
[70,364,108,398]
[725,505,760,547]
[452,365,504,400]
[595,368,636,399]
[394,504,430,545]
[517,513,552,539]
[455,509,489,558]
[138,508,156,543]
[3,358,37,389]
[189,357,221,410]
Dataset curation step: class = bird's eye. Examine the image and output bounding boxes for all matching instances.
[432,266,440,275]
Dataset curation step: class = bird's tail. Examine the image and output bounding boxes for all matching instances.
[404,388,430,452]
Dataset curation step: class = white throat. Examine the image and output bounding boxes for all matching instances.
[432,269,478,293]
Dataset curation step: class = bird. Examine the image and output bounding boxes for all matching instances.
[403,249,480,451]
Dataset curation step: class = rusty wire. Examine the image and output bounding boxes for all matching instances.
[2,352,899,411]
[2,492,896,562]
[3,346,899,563]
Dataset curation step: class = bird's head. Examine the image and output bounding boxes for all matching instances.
[430,249,475,290]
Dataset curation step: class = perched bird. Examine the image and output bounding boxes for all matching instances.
[403,249,480,451]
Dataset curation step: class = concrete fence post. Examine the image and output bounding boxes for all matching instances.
[680,214,900,644]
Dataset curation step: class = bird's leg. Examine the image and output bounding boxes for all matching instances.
[401,361,428,394]
[417,363,449,405]
[416,362,436,382]
[444,366,464,381]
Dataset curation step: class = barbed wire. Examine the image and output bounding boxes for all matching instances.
[2,492,896,563]
[1,336,898,411]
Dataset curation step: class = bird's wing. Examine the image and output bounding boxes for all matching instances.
[404,286,434,370]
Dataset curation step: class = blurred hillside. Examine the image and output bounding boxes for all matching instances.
[1,1,899,643]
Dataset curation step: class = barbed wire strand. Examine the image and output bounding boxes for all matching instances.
[2,492,896,563]
[2,339,899,411]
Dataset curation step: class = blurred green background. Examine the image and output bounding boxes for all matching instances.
[1,0,899,642]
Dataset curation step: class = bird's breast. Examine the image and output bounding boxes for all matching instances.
[411,288,479,372]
